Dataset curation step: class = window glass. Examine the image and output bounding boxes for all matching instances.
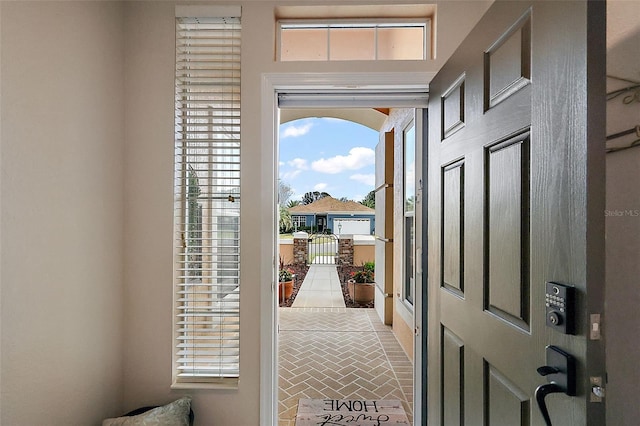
[280,27,328,61]
[377,26,424,60]
[329,27,375,60]
[404,122,416,305]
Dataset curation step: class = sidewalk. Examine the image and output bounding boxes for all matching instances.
[291,264,346,308]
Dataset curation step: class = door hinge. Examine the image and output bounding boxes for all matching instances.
[590,313,602,340]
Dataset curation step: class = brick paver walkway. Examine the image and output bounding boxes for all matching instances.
[278,307,413,426]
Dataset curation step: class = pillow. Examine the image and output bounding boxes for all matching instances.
[103,396,192,426]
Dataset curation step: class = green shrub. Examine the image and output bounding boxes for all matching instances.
[363,261,375,273]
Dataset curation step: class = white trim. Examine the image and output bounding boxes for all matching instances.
[175,5,241,18]
[260,75,279,426]
[260,72,429,426]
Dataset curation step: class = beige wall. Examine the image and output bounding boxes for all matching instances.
[378,108,416,360]
[0,2,125,424]
[279,240,294,265]
[605,1,640,423]
[0,1,495,424]
[353,244,374,265]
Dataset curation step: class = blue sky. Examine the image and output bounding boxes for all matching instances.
[279,117,378,203]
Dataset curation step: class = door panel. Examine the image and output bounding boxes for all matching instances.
[486,132,530,331]
[426,1,605,425]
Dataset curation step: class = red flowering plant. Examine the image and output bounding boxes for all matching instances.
[351,261,375,283]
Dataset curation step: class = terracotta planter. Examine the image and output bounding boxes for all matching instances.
[279,280,294,301]
[347,279,375,304]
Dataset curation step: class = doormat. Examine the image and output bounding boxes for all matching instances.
[295,399,410,426]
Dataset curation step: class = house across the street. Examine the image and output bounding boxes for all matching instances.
[289,196,375,235]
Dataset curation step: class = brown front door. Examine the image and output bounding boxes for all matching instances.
[426,1,605,425]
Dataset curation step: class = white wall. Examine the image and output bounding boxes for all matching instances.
[0,2,125,424]
[606,2,640,424]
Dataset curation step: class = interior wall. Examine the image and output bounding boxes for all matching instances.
[0,2,125,424]
[605,1,640,424]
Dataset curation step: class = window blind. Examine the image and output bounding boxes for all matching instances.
[174,15,241,383]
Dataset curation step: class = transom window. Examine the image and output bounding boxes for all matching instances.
[278,19,430,62]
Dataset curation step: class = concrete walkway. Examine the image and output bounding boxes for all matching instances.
[291,264,346,308]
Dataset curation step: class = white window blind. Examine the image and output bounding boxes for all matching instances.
[173,15,241,384]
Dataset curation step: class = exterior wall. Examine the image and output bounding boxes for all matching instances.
[292,213,312,229]
[296,213,375,234]
[353,237,375,265]
[282,236,372,266]
[279,239,294,265]
[0,2,125,424]
[380,108,416,361]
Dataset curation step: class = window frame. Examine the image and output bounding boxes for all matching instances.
[172,11,242,389]
[292,215,306,230]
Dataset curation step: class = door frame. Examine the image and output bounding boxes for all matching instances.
[259,72,431,425]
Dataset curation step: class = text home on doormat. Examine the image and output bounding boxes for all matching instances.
[295,399,410,426]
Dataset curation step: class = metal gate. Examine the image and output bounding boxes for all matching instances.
[307,233,338,265]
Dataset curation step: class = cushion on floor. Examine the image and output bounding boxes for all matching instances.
[102,396,192,426]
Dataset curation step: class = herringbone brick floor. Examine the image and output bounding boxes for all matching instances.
[278,308,413,426]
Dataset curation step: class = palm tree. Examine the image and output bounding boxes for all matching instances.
[279,205,293,233]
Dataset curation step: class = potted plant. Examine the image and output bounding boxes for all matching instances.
[347,261,375,304]
[278,257,295,301]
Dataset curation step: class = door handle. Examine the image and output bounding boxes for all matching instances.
[535,383,563,426]
[535,346,576,426]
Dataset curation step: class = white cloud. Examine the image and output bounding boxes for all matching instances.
[281,122,313,138]
[314,183,328,191]
[288,158,309,170]
[350,173,375,186]
[280,170,302,180]
[311,147,375,174]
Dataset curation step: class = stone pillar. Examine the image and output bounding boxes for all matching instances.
[292,231,309,265]
[337,235,354,265]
